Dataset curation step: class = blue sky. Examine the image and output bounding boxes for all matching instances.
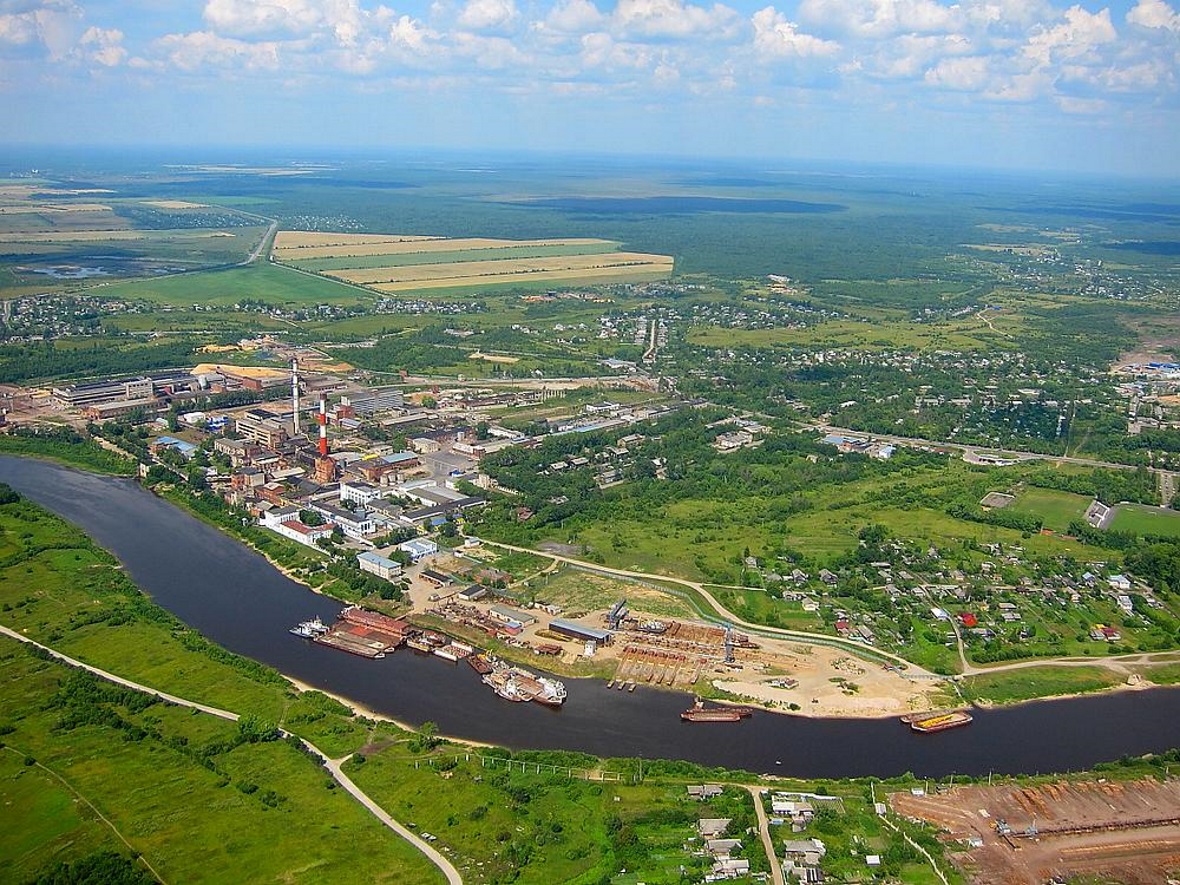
[3,0,1179,175]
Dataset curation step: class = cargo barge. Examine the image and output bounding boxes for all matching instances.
[909,711,973,733]
[467,653,494,674]
[681,699,752,723]
[290,607,408,660]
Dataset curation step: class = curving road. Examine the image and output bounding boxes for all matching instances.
[0,624,463,885]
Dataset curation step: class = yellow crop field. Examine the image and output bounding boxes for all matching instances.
[272,232,443,251]
[270,230,674,291]
[142,200,209,209]
[370,264,673,292]
[331,252,673,285]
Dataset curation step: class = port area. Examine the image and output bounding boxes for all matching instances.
[891,778,1180,885]
[314,606,409,659]
[410,591,946,717]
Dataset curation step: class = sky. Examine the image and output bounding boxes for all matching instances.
[3,0,1180,176]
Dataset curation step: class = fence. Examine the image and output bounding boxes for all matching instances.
[418,752,624,782]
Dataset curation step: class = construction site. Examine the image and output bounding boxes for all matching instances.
[891,777,1180,884]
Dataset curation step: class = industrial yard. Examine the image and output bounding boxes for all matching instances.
[891,778,1180,884]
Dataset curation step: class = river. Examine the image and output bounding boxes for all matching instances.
[2,455,1178,778]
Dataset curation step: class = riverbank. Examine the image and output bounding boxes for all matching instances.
[5,454,1180,778]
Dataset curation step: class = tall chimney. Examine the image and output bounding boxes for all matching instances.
[318,392,328,457]
[291,358,300,434]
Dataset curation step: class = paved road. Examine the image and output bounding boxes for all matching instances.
[242,218,279,265]
[0,624,463,885]
[746,786,785,885]
[815,423,1159,475]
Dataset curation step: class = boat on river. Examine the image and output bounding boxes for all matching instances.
[681,699,752,723]
[288,616,328,638]
[483,664,566,706]
[910,711,973,733]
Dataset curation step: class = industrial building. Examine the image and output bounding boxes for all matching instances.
[548,618,612,646]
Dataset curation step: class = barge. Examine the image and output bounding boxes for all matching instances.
[681,699,752,723]
[910,711,973,733]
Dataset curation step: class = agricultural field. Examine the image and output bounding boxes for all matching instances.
[96,261,368,307]
[1110,503,1180,538]
[272,232,674,293]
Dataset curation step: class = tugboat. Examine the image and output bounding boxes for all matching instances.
[482,664,567,706]
[288,616,328,638]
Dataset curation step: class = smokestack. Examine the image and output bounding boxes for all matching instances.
[291,358,300,435]
[318,392,328,457]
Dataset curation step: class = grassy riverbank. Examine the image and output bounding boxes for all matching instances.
[0,639,444,884]
[0,428,136,476]
[960,666,1125,704]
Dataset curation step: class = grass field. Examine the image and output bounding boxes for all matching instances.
[1110,503,1180,538]
[533,567,700,620]
[0,641,442,884]
[960,666,1123,704]
[1007,487,1093,532]
[95,261,369,306]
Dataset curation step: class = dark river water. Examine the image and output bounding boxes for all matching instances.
[3,456,1178,778]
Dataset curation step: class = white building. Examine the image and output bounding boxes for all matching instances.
[259,506,335,549]
[399,537,439,561]
[340,480,387,507]
[357,551,402,581]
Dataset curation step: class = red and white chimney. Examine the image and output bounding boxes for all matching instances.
[317,393,328,457]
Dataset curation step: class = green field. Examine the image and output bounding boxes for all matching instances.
[0,641,442,884]
[1110,503,1180,538]
[96,261,370,306]
[960,666,1123,704]
[1007,487,1093,532]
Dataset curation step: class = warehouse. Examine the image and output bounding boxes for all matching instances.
[548,618,612,646]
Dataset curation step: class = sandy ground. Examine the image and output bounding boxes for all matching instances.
[403,561,947,720]
[707,631,946,719]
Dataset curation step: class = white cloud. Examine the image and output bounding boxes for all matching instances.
[1064,58,1174,92]
[1127,0,1180,31]
[579,30,649,70]
[798,0,959,38]
[202,0,373,45]
[456,0,519,33]
[860,32,972,79]
[0,11,40,47]
[388,14,435,54]
[0,0,81,58]
[541,0,604,35]
[923,54,989,89]
[751,6,839,58]
[77,24,125,66]
[1055,94,1107,114]
[152,29,282,71]
[1023,5,1116,67]
[612,0,742,41]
